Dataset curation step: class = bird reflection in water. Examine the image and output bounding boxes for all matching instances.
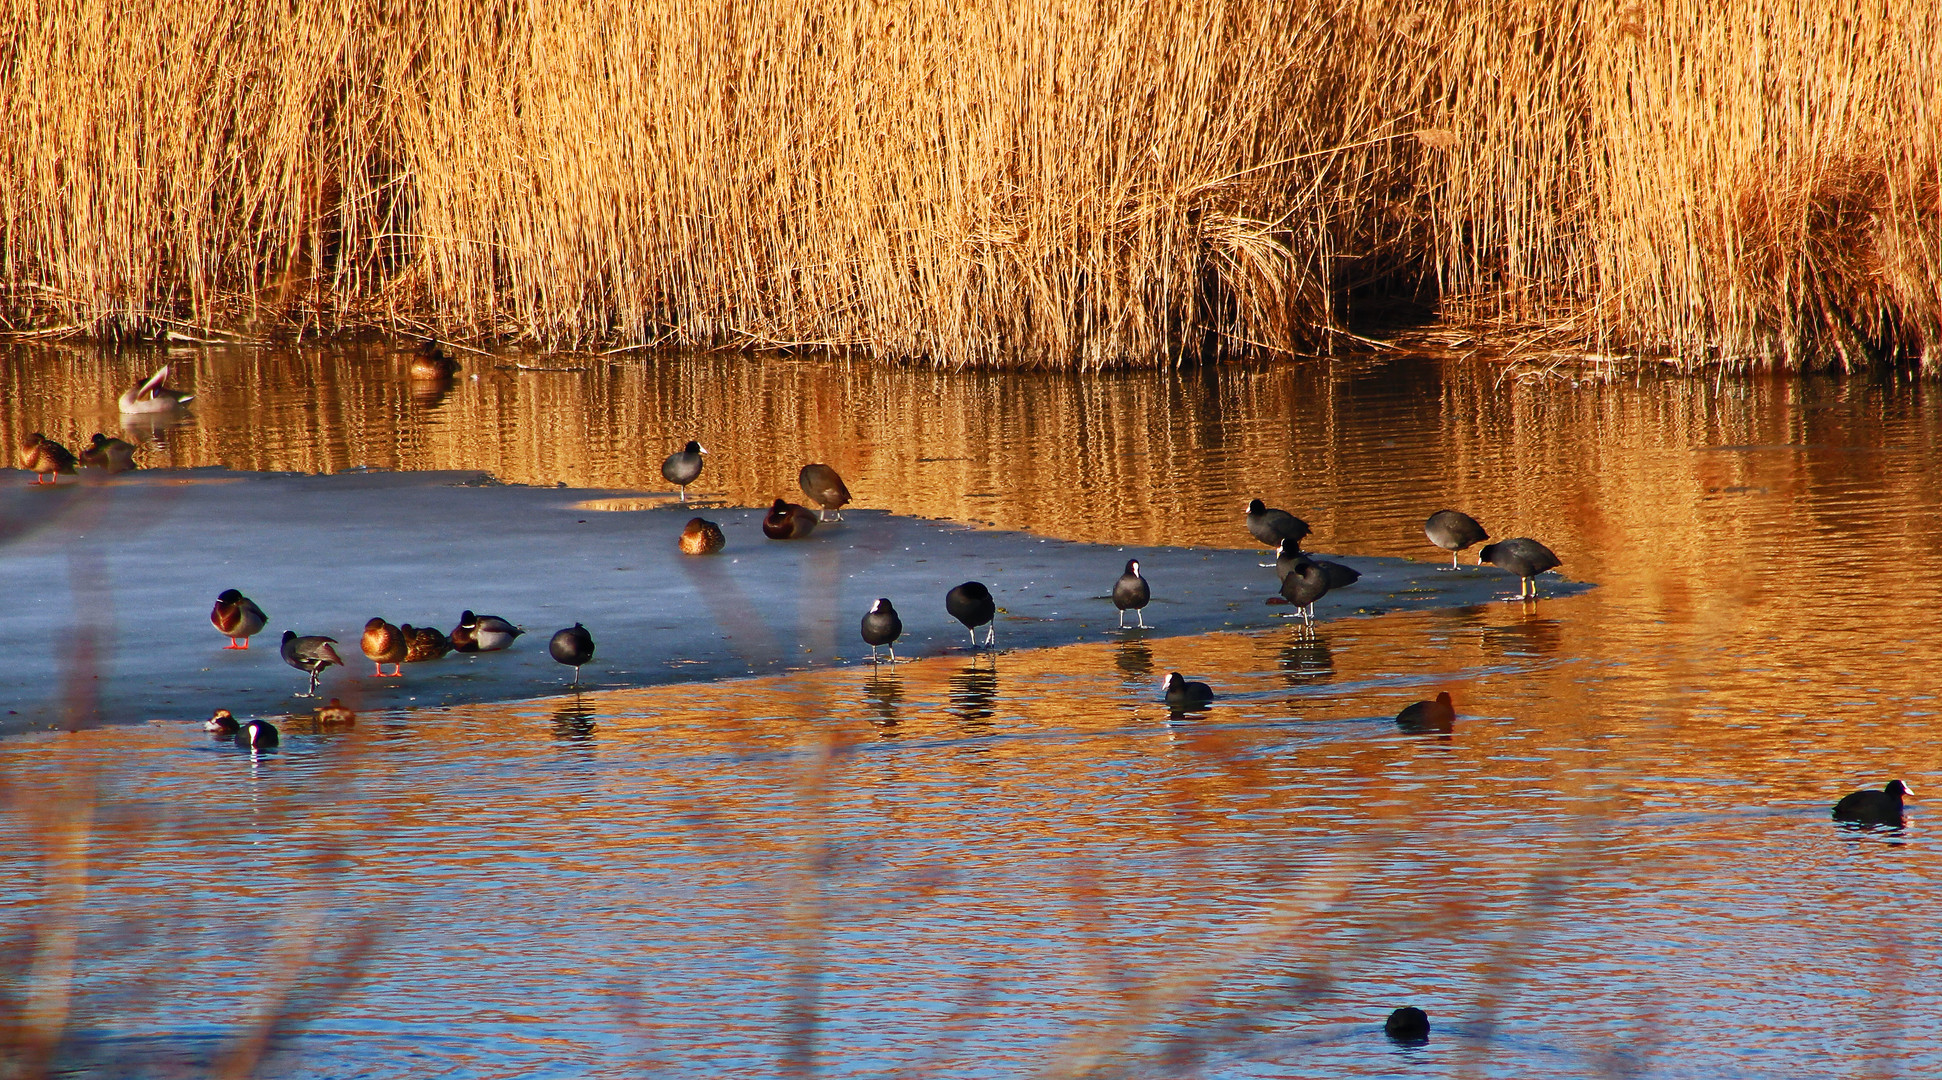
[1481,612,1563,658]
[948,661,999,734]
[411,379,455,408]
[1115,637,1154,680]
[863,669,903,734]
[120,411,184,455]
[551,696,596,742]
[1278,629,1333,685]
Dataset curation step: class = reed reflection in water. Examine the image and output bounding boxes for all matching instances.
[4,344,1942,1075]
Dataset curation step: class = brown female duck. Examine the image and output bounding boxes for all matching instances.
[20,433,77,485]
[403,624,454,663]
[362,617,408,676]
[680,517,726,554]
[412,341,462,379]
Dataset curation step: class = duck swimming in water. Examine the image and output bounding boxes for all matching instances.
[411,341,462,379]
[314,699,357,726]
[20,433,77,485]
[204,708,241,735]
[118,365,194,414]
[210,589,268,650]
[798,463,852,522]
[78,433,138,473]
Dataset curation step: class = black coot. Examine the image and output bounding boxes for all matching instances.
[798,463,852,521]
[1479,537,1561,598]
[661,440,707,501]
[1277,559,1331,622]
[240,718,280,749]
[1162,672,1214,712]
[1832,780,1910,826]
[1245,498,1310,549]
[861,598,902,663]
[280,630,344,696]
[945,582,997,649]
[1385,1006,1429,1043]
[1395,691,1456,733]
[1425,509,1488,569]
[549,623,596,684]
[1112,559,1150,628]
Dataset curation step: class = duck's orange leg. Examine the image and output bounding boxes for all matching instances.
[225,638,248,650]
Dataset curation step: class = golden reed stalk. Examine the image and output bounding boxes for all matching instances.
[0,0,1935,369]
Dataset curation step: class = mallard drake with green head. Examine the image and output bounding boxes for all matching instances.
[210,589,268,649]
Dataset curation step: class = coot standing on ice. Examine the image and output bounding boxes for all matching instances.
[1245,499,1310,549]
[861,598,903,662]
[661,441,707,502]
[946,582,997,649]
[798,463,852,521]
[1277,559,1332,622]
[280,631,344,696]
[1113,559,1150,628]
[1479,537,1561,598]
[1424,509,1488,569]
[549,624,596,684]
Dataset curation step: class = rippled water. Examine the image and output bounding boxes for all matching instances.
[3,344,1940,1077]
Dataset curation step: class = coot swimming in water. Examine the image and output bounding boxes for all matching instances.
[1113,559,1150,628]
[945,582,997,649]
[210,589,268,650]
[1425,509,1488,569]
[1162,672,1214,712]
[1385,1006,1430,1043]
[1396,691,1456,733]
[798,463,852,521]
[1832,780,1910,826]
[1479,537,1561,598]
[239,718,281,749]
[1245,499,1310,549]
[861,598,902,662]
[549,623,596,684]
[661,440,707,502]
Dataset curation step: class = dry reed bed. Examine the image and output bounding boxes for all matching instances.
[0,0,1936,368]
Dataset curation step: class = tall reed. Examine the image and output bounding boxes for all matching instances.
[1,0,1936,368]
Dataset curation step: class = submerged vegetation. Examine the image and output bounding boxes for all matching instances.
[2,0,1937,369]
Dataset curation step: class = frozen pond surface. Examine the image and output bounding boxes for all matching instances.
[3,346,1939,1079]
[0,469,1579,731]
